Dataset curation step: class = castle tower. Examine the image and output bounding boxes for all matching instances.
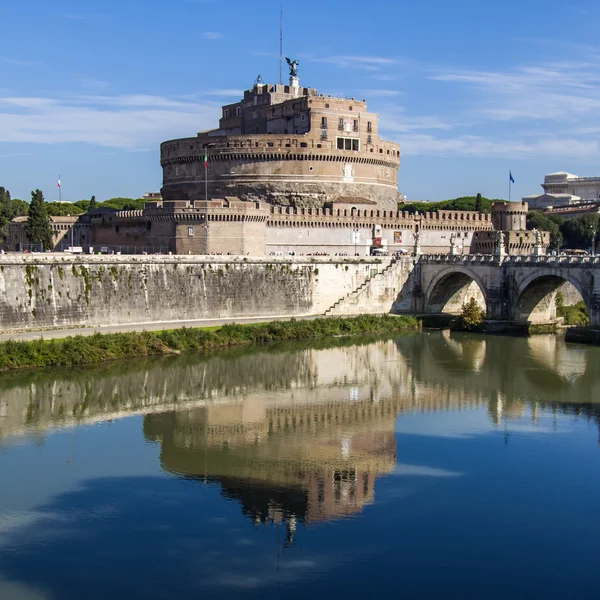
[491,201,528,231]
[160,75,401,211]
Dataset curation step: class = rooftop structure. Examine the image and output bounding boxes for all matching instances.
[160,64,401,210]
[524,172,600,209]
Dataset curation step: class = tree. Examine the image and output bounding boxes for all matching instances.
[25,189,53,251]
[560,214,599,250]
[475,193,483,213]
[45,202,84,217]
[89,195,97,210]
[527,210,563,250]
[0,186,12,245]
[459,297,485,330]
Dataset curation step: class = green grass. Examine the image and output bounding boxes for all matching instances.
[0,315,420,372]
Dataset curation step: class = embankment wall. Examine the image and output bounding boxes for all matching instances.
[0,255,414,332]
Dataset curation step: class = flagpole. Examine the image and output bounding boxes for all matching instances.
[204,148,208,202]
[58,175,62,202]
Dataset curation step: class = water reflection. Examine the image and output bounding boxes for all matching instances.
[2,332,600,529]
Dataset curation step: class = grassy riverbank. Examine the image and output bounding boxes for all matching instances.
[0,315,420,372]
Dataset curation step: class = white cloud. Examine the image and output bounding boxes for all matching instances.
[311,55,397,72]
[362,89,401,98]
[0,94,220,149]
[203,89,243,97]
[202,31,223,40]
[0,56,40,66]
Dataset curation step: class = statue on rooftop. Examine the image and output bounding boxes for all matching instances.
[286,57,299,77]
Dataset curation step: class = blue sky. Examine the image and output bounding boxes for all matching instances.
[2,0,600,202]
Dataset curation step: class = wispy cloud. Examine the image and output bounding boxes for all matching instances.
[362,89,401,98]
[309,54,397,72]
[0,94,220,149]
[0,56,40,66]
[202,31,223,40]
[203,89,243,97]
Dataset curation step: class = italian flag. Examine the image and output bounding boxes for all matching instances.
[204,149,208,168]
[57,176,61,188]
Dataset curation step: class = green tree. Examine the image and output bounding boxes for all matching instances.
[74,200,91,211]
[89,195,97,210]
[459,297,485,330]
[475,193,483,212]
[102,197,145,211]
[45,202,84,217]
[399,196,495,214]
[527,210,563,250]
[25,189,53,251]
[0,186,12,245]
[560,214,599,250]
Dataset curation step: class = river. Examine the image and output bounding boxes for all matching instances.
[1,332,600,599]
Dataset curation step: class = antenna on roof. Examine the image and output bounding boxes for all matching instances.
[279,5,283,85]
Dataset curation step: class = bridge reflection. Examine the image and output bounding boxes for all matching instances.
[2,333,600,528]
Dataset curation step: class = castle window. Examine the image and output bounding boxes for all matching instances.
[301,113,306,121]
[317,143,322,148]
[349,106,353,111]
[325,103,329,108]
[367,121,372,132]
[223,108,229,118]
[353,119,359,132]
[321,116,327,128]
[236,106,242,116]
[338,118,344,130]
[367,135,372,145]
[267,141,274,147]
[300,142,308,148]
[188,226,194,237]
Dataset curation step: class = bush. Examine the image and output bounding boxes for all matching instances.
[0,315,421,372]
[459,298,485,331]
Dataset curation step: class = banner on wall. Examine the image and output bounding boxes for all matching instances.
[394,231,402,244]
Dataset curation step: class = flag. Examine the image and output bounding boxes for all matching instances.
[203,149,208,168]
[509,171,515,184]
[57,176,61,188]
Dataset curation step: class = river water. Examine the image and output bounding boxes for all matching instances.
[1,332,600,599]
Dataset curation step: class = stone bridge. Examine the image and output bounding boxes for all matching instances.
[407,254,600,327]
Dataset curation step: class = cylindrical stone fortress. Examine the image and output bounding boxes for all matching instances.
[161,80,401,210]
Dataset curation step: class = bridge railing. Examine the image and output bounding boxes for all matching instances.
[418,254,600,266]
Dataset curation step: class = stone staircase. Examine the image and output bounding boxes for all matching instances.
[323,257,400,316]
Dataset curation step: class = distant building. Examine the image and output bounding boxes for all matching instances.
[7,216,92,251]
[524,171,600,210]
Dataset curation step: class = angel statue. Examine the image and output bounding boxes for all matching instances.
[286,57,299,77]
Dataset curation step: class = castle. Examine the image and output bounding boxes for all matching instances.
[6,63,549,257]
[161,71,401,211]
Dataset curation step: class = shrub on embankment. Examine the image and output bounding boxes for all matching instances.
[0,315,420,372]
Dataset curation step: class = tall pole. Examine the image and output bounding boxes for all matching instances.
[508,176,511,202]
[58,174,62,202]
[204,146,208,202]
[279,6,283,85]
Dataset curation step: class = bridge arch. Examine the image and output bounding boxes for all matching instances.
[424,266,488,316]
[511,270,589,324]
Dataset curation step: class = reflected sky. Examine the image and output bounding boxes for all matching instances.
[1,333,600,599]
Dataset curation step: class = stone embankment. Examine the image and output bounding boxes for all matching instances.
[0,254,415,333]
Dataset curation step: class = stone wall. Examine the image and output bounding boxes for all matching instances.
[0,255,414,332]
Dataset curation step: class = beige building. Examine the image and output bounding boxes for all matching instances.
[161,69,401,210]
[7,216,92,251]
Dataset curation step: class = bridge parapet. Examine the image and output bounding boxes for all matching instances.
[419,254,600,267]
[418,254,498,265]
[503,255,600,266]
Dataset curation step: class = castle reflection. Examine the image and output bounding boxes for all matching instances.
[2,332,600,528]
